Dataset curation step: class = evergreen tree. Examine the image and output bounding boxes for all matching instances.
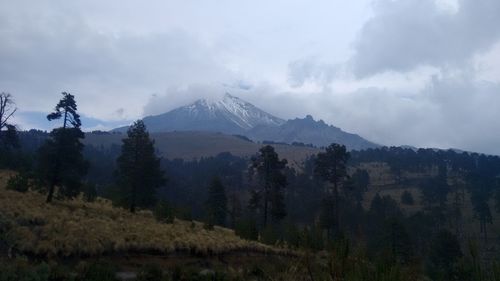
[115,120,165,212]
[314,143,350,234]
[205,177,228,227]
[426,230,462,280]
[249,145,288,226]
[38,92,87,202]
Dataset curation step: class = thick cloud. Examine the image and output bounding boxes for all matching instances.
[2,0,500,155]
[0,1,236,120]
[350,0,500,78]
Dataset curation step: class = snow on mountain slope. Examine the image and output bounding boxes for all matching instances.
[114,93,285,134]
[188,93,285,130]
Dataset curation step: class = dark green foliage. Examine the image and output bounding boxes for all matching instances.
[38,92,87,203]
[471,189,493,241]
[319,195,336,236]
[260,224,281,245]
[315,144,350,187]
[301,224,324,251]
[249,145,288,226]
[0,125,19,149]
[83,183,97,202]
[154,200,175,224]
[283,221,301,248]
[426,230,463,280]
[0,259,49,281]
[401,190,414,205]
[384,218,413,265]
[369,194,402,221]
[46,92,81,128]
[496,189,500,214]
[314,143,350,234]
[137,263,164,281]
[420,164,450,208]
[115,120,166,212]
[38,127,88,201]
[205,177,227,227]
[77,261,117,281]
[235,217,258,241]
[6,174,29,193]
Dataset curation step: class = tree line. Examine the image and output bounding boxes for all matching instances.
[4,91,500,280]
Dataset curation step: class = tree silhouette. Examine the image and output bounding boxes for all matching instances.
[115,120,165,213]
[205,176,228,228]
[249,145,287,226]
[314,143,350,234]
[0,93,19,149]
[38,92,87,203]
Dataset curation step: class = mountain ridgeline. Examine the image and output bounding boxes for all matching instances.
[113,93,378,150]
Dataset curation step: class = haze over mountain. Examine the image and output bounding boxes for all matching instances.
[114,94,378,150]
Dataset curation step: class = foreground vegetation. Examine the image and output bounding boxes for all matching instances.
[0,171,281,258]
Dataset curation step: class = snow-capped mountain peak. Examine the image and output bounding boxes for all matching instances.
[183,93,284,130]
[125,93,284,134]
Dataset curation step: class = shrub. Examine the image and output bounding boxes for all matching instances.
[83,183,98,203]
[154,200,175,224]
[260,225,281,245]
[235,218,258,241]
[6,174,29,193]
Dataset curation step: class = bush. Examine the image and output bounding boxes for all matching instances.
[83,183,98,202]
[401,190,414,205]
[154,200,175,224]
[260,224,281,245]
[6,174,29,193]
[235,218,258,241]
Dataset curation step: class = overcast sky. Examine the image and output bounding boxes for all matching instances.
[1,0,500,154]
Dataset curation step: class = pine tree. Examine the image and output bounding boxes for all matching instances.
[249,145,287,226]
[38,92,87,203]
[205,177,228,228]
[115,120,165,213]
[314,143,350,235]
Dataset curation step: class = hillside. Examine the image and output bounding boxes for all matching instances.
[84,131,319,166]
[0,171,283,258]
[249,115,379,150]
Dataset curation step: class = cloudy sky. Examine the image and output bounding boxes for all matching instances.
[1,0,500,154]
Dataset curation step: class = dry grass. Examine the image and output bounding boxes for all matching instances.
[0,170,285,258]
[83,131,319,168]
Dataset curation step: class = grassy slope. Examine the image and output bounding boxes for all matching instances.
[0,171,285,258]
[83,131,319,166]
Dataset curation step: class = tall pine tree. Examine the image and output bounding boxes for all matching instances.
[249,145,287,226]
[314,143,350,235]
[115,120,165,213]
[38,92,87,202]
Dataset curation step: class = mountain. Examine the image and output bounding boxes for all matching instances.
[114,93,284,134]
[113,94,378,150]
[248,115,379,150]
